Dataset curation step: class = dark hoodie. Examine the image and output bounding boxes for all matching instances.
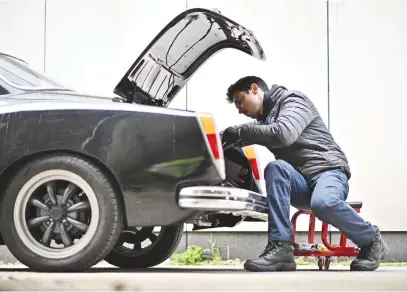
[235,84,351,181]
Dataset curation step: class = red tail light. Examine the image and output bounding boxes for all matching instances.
[243,145,261,181]
[197,113,225,179]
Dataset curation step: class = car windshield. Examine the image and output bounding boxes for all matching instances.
[0,53,65,90]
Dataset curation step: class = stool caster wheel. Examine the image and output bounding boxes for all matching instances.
[318,257,331,270]
[317,257,325,270]
[324,257,331,270]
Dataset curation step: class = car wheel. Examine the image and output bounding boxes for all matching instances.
[103,224,183,268]
[0,154,123,272]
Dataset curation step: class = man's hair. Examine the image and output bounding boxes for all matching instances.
[226,76,269,103]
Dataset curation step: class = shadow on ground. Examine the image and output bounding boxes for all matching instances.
[0,267,367,273]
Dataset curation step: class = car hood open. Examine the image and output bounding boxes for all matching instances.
[113,8,266,107]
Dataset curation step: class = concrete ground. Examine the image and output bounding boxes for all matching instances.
[0,262,406,291]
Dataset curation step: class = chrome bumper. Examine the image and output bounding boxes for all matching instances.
[178,186,268,221]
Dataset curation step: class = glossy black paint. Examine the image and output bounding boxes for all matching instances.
[0,92,222,227]
[114,8,266,106]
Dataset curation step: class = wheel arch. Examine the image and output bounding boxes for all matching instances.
[0,149,127,245]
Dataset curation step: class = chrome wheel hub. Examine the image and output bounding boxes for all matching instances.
[14,170,100,259]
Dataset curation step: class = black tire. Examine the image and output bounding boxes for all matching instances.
[0,153,123,272]
[103,224,183,268]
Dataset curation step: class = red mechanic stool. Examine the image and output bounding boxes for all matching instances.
[291,201,362,270]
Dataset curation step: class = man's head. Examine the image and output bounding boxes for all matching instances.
[226,76,269,119]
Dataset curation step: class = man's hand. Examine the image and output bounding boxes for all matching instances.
[221,126,240,143]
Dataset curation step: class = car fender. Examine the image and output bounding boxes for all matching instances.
[0,103,221,227]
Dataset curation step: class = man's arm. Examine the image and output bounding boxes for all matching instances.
[220,121,258,147]
[237,94,314,148]
[234,121,261,147]
[231,120,259,130]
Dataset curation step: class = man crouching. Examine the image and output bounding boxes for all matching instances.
[221,76,388,272]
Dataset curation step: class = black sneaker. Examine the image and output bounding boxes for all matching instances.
[243,240,297,272]
[350,226,389,271]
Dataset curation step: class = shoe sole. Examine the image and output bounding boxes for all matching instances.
[350,241,390,271]
[244,261,297,272]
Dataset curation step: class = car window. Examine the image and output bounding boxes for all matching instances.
[0,84,9,95]
[0,54,64,90]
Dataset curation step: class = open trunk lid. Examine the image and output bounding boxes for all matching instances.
[113,8,266,107]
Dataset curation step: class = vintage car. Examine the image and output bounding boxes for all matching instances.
[0,8,268,272]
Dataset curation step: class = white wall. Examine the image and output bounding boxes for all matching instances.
[44,0,188,110]
[328,0,407,231]
[0,0,45,72]
[1,0,406,233]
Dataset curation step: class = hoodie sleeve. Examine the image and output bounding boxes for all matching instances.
[236,94,314,148]
[232,120,259,129]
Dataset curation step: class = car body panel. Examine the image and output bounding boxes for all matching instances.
[113,8,266,107]
[0,95,221,227]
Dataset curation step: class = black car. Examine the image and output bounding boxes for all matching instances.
[0,8,267,272]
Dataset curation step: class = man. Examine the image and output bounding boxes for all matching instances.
[222,76,388,272]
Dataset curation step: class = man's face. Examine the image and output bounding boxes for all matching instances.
[233,83,262,119]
